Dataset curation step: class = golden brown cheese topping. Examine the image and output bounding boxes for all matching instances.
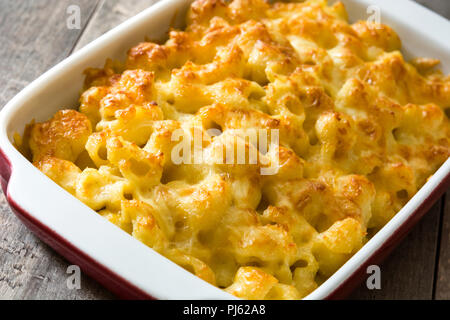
[18,0,450,299]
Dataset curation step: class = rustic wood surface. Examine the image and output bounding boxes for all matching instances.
[0,0,448,300]
[435,193,450,299]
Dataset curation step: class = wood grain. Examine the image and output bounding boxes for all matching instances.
[350,0,450,300]
[0,0,113,300]
[0,0,449,300]
[435,193,450,299]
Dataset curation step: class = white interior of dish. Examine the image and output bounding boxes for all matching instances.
[0,0,449,299]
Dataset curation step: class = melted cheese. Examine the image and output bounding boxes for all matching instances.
[20,0,450,299]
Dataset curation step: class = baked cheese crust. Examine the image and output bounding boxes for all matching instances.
[18,0,450,299]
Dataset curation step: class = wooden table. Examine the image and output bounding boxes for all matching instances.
[0,0,449,300]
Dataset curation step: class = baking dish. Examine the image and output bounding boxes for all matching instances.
[0,0,449,299]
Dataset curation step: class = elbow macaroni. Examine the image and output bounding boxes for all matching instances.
[18,0,450,299]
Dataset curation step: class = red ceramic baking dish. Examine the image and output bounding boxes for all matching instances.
[0,0,449,299]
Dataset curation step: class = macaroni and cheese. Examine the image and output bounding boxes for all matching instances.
[17,0,450,299]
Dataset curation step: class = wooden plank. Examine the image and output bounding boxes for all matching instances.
[73,0,159,52]
[414,0,450,19]
[0,0,94,108]
[65,0,159,298]
[0,0,114,300]
[350,199,443,299]
[435,193,450,299]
